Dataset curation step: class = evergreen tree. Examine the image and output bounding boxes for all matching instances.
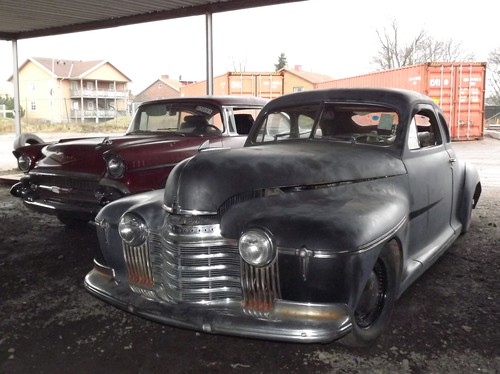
[274,53,288,71]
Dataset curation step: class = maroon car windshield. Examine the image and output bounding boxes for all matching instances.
[128,102,224,134]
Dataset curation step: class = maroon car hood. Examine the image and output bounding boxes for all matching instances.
[31,134,218,175]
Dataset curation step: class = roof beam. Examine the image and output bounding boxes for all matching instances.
[0,0,305,40]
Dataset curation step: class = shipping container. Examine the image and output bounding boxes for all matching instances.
[180,72,284,99]
[316,63,486,141]
[226,72,284,99]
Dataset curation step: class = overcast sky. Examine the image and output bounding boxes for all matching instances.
[0,0,497,94]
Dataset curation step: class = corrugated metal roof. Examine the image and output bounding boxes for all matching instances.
[0,0,304,40]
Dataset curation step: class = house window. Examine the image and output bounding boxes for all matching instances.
[30,101,37,111]
[71,81,78,91]
[87,101,94,110]
[29,82,36,91]
[293,86,304,93]
[72,101,79,110]
[108,82,115,90]
[86,81,94,90]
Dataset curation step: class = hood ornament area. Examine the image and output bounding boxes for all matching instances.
[99,137,113,146]
[198,140,210,151]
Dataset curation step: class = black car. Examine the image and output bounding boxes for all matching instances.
[85,88,481,346]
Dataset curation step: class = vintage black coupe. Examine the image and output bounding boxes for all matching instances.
[85,88,481,346]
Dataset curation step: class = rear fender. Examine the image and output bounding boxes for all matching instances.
[459,162,481,230]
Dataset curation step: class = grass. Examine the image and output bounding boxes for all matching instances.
[0,116,132,134]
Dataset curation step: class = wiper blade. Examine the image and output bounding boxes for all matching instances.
[127,129,185,136]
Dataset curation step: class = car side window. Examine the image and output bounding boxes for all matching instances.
[408,109,442,150]
[232,108,261,135]
[256,112,291,142]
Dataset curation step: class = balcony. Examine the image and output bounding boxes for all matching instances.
[71,109,122,120]
[70,89,128,99]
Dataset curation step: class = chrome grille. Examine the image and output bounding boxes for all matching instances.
[123,242,154,288]
[150,233,242,303]
[31,174,98,192]
[122,218,282,309]
[241,259,281,314]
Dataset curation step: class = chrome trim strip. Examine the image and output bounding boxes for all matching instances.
[28,170,100,180]
[162,204,217,216]
[23,198,100,214]
[278,215,407,258]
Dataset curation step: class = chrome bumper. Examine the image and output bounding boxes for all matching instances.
[84,261,352,343]
[11,179,123,218]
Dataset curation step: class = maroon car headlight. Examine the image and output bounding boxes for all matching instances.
[118,213,148,246]
[17,153,32,172]
[106,155,126,178]
[239,228,276,267]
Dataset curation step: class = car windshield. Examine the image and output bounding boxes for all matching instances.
[252,103,399,146]
[127,102,223,134]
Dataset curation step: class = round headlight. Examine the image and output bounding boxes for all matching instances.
[106,156,126,178]
[239,228,276,267]
[17,153,32,172]
[118,213,147,246]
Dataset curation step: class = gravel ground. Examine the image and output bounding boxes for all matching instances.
[0,138,498,373]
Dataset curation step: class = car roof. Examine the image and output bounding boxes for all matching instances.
[263,88,439,113]
[140,95,269,107]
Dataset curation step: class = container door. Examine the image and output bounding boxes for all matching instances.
[426,63,485,141]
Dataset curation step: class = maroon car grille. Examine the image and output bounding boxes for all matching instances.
[30,174,100,203]
[31,174,98,191]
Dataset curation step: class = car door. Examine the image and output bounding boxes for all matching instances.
[403,105,456,266]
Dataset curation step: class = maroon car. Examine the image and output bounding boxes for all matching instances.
[10,96,267,226]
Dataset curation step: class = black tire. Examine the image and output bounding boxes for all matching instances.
[57,214,90,228]
[13,133,44,149]
[340,241,400,347]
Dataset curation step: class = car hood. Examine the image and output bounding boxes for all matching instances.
[31,134,213,174]
[164,141,407,214]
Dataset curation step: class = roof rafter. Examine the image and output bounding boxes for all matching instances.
[0,0,305,40]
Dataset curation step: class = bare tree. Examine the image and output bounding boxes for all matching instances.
[232,56,247,72]
[373,19,474,71]
[372,20,427,70]
[487,48,500,105]
[416,36,475,62]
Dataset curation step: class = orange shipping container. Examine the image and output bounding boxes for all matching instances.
[316,63,486,141]
[180,72,284,99]
[226,72,283,99]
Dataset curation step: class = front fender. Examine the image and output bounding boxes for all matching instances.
[220,179,408,252]
[95,189,165,227]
